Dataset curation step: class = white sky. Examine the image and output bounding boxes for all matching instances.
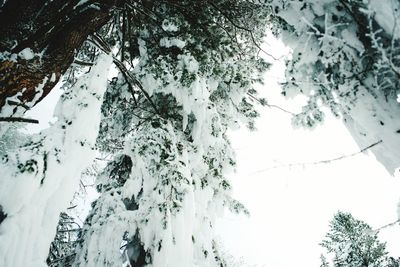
[23,36,400,267]
[217,37,400,267]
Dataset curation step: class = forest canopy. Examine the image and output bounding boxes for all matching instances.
[0,0,399,266]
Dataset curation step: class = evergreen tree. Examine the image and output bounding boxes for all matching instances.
[321,211,399,267]
[73,2,269,265]
[1,1,399,266]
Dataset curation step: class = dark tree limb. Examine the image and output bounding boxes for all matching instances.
[0,117,39,124]
[0,0,123,113]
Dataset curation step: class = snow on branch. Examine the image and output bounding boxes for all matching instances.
[88,33,160,115]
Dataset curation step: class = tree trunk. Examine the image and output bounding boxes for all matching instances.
[0,0,120,115]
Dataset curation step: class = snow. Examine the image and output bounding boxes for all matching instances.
[0,53,112,267]
[0,76,48,138]
[369,0,400,39]
[30,76,48,107]
[343,86,400,174]
[1,2,399,265]
[162,19,179,32]
[341,28,365,54]
[159,37,186,49]
[74,23,261,264]
[76,0,89,7]
[18,48,35,60]
[74,121,215,266]
[272,0,400,174]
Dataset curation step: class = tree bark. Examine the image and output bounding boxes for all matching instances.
[0,0,121,114]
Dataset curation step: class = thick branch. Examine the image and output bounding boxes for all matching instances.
[0,0,121,113]
[0,117,39,124]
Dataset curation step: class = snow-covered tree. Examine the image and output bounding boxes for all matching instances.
[73,2,269,265]
[0,1,271,266]
[271,0,400,173]
[1,1,400,266]
[320,211,399,267]
[0,53,112,266]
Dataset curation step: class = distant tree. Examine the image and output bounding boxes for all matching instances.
[321,211,400,267]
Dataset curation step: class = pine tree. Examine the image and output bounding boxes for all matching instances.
[0,1,273,265]
[320,211,399,267]
[72,2,269,265]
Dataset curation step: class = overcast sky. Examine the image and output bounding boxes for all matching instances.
[216,37,400,267]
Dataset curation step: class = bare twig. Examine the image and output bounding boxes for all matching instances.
[374,219,400,233]
[247,93,295,116]
[252,140,383,174]
[57,228,81,233]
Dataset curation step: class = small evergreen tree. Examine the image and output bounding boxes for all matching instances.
[321,211,399,267]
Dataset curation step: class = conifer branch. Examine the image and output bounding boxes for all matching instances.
[206,0,279,61]
[88,33,159,115]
